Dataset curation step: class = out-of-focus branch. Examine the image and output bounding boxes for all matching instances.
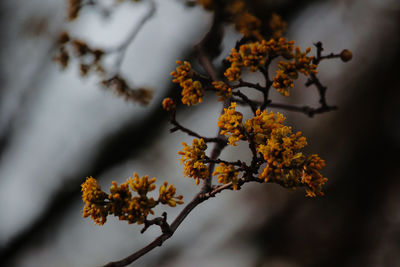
[106,0,156,75]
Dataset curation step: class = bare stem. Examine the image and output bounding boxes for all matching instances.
[103,174,267,267]
[106,0,156,74]
[232,98,337,117]
[169,112,224,143]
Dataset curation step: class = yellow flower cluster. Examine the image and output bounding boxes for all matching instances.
[108,176,157,225]
[258,130,307,180]
[178,138,209,184]
[266,38,295,59]
[244,109,285,145]
[269,13,287,39]
[81,173,183,225]
[249,111,325,196]
[213,163,239,190]
[217,102,245,146]
[225,42,267,81]
[162,97,176,111]
[234,12,262,39]
[302,155,328,197]
[225,0,262,39]
[278,47,317,76]
[171,61,204,106]
[159,182,184,207]
[217,104,327,197]
[81,177,108,225]
[212,81,232,101]
[224,38,295,82]
[272,70,294,96]
[273,47,317,96]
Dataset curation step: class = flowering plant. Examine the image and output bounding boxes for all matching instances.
[56,0,352,266]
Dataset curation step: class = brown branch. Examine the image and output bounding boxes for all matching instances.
[140,212,170,234]
[194,19,229,192]
[232,91,257,114]
[231,97,337,117]
[312,41,341,65]
[104,173,266,267]
[169,112,224,143]
[306,73,330,108]
[204,157,244,168]
[267,101,337,117]
[232,79,265,92]
[104,9,228,267]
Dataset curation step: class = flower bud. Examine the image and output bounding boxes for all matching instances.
[340,49,352,62]
[162,98,176,111]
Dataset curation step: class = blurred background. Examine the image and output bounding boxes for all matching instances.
[0,0,399,266]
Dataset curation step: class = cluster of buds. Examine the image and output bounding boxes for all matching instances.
[212,81,232,101]
[217,102,244,146]
[171,61,204,106]
[224,38,295,82]
[178,138,209,184]
[215,103,327,196]
[273,47,317,96]
[213,163,239,190]
[81,173,183,225]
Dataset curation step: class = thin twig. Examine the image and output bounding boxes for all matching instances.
[106,0,156,74]
[231,97,337,117]
[104,9,227,266]
[194,25,229,192]
[169,112,223,143]
[232,90,257,114]
[232,79,265,92]
[103,174,266,267]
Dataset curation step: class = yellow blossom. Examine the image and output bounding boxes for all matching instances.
[213,163,239,190]
[162,97,176,111]
[81,177,108,225]
[128,172,157,196]
[244,109,326,196]
[234,12,262,39]
[244,109,286,145]
[212,81,232,101]
[217,102,245,146]
[301,155,327,197]
[224,38,295,81]
[272,70,294,96]
[81,173,183,225]
[158,182,184,207]
[171,61,204,106]
[273,47,317,96]
[178,138,209,184]
[269,13,287,39]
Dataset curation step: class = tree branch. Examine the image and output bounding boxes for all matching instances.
[169,111,224,143]
[106,0,156,74]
